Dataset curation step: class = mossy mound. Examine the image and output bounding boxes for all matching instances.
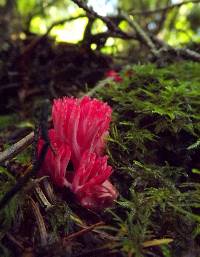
[94,61,200,256]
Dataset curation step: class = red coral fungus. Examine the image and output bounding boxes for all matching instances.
[71,151,118,210]
[38,97,118,210]
[105,70,122,82]
[52,96,112,168]
[37,129,71,188]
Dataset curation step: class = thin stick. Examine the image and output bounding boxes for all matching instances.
[85,78,113,97]
[34,184,53,210]
[63,221,104,241]
[6,232,24,250]
[72,0,130,38]
[72,0,200,62]
[0,132,34,163]
[152,35,200,62]
[122,12,160,58]
[29,197,48,246]
[0,142,49,210]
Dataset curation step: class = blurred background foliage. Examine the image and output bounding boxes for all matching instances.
[0,0,199,55]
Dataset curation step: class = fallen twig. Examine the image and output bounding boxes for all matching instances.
[176,47,200,62]
[72,0,200,62]
[0,141,49,210]
[63,221,104,242]
[121,13,200,63]
[29,197,48,246]
[152,36,200,62]
[34,184,53,210]
[0,132,34,164]
[71,0,160,58]
[43,177,56,204]
[85,78,113,97]
[6,232,24,250]
[71,0,130,38]
[121,12,160,58]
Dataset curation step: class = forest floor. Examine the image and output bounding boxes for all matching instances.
[0,37,200,257]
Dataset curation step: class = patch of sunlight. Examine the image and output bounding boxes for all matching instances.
[101,46,114,55]
[92,19,107,34]
[30,16,47,34]
[17,0,36,15]
[50,17,88,43]
[19,32,26,40]
[91,43,97,50]
[119,20,129,31]
[106,37,115,46]
[161,1,195,46]
[167,30,193,45]
[68,4,80,15]
[29,2,87,43]
[0,0,5,6]
[105,38,124,52]
[48,6,58,16]
[48,4,81,18]
[88,0,117,16]
[116,39,124,52]
[179,3,193,14]
[101,37,125,55]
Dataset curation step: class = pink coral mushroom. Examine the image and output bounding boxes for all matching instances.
[38,96,118,210]
[72,151,118,210]
[105,70,122,82]
[37,129,71,188]
[52,96,112,168]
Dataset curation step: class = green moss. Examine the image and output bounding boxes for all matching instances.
[14,147,32,164]
[96,61,200,256]
[47,202,73,235]
[0,167,24,237]
[0,115,18,131]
